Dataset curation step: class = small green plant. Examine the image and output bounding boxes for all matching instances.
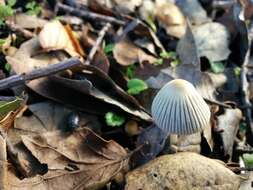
[126,64,136,79]
[127,78,148,95]
[0,0,16,25]
[104,43,115,55]
[210,61,225,74]
[154,51,180,66]
[105,112,125,127]
[26,1,42,16]
[242,153,253,168]
[234,67,241,77]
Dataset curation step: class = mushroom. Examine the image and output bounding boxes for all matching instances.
[151,79,210,135]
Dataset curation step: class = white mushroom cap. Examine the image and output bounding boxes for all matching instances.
[151,79,211,135]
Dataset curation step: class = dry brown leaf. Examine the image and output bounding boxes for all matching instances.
[155,2,186,38]
[12,14,47,29]
[125,152,241,190]
[39,20,84,57]
[113,39,157,66]
[16,127,129,189]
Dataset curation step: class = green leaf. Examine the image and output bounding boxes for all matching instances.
[127,78,148,95]
[0,39,5,46]
[234,67,241,77]
[210,62,225,73]
[7,0,16,7]
[25,1,42,16]
[104,43,115,55]
[0,97,23,120]
[4,63,11,72]
[171,59,181,67]
[105,112,125,127]
[153,58,163,65]
[160,51,177,59]
[126,64,136,79]
[243,153,253,168]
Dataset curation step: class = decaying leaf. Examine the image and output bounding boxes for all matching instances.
[39,20,84,57]
[16,127,129,190]
[155,2,186,38]
[113,39,157,66]
[125,152,241,190]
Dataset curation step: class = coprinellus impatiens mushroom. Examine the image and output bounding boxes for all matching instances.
[151,79,211,135]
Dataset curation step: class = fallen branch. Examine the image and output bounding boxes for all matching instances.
[84,23,111,65]
[57,3,125,26]
[0,58,81,91]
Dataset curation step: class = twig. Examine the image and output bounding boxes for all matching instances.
[57,3,125,26]
[0,58,81,91]
[84,23,111,65]
[114,19,140,42]
[204,98,233,109]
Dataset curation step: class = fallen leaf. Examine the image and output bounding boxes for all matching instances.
[113,39,157,66]
[155,2,186,38]
[125,152,241,190]
[12,13,47,29]
[39,20,84,57]
[19,127,129,189]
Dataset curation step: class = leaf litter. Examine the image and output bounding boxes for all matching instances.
[0,0,252,189]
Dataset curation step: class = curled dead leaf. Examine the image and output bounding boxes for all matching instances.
[39,20,84,57]
[113,39,157,66]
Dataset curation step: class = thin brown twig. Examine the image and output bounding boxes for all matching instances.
[0,58,81,91]
[57,3,125,26]
[84,23,111,65]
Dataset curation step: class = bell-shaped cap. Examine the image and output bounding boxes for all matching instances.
[151,79,210,135]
